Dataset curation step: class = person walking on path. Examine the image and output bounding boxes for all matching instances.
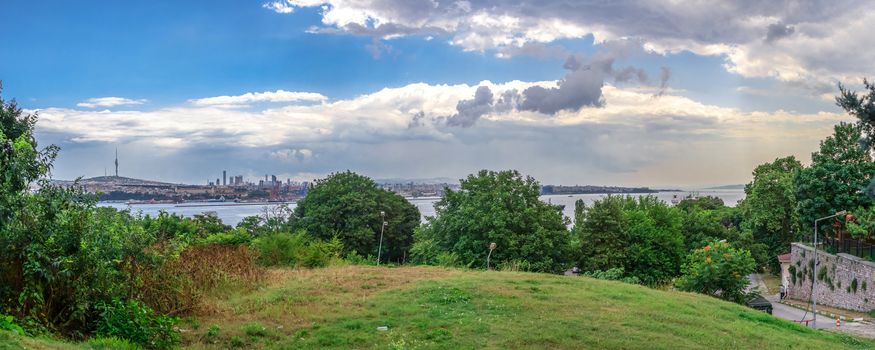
[779,284,786,301]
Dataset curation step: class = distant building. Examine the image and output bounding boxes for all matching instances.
[222,170,226,186]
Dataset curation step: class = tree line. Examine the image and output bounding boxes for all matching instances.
[2,81,875,347]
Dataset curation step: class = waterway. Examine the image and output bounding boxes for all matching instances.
[98,189,745,227]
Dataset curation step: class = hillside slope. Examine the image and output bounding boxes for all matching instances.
[3,266,872,349]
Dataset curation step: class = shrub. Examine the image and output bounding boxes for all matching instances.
[408,230,461,267]
[344,252,377,265]
[135,244,263,315]
[675,241,756,304]
[96,299,179,350]
[85,337,140,350]
[499,260,533,272]
[241,322,269,337]
[0,314,24,335]
[203,324,221,344]
[582,267,641,284]
[435,252,461,267]
[251,232,342,268]
[198,229,253,246]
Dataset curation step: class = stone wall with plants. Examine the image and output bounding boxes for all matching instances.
[789,243,875,312]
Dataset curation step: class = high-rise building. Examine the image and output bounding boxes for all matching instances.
[271,175,277,184]
[222,171,226,186]
[114,148,119,177]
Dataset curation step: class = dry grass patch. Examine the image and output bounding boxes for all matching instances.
[182,265,460,348]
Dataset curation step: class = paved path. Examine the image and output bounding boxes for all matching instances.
[747,274,837,329]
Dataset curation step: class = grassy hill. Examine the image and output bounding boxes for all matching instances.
[2,265,872,349]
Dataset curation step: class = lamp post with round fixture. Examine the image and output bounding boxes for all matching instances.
[377,211,387,266]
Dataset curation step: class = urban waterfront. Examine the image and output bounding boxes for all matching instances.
[98,189,745,226]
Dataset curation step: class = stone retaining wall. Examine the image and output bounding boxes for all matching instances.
[789,242,875,312]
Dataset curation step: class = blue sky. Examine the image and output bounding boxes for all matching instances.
[1,0,871,186]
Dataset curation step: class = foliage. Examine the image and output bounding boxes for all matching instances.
[0,85,59,232]
[198,228,253,246]
[251,231,343,268]
[0,185,141,336]
[236,205,295,236]
[676,195,725,212]
[293,171,420,263]
[837,79,875,151]
[0,314,24,335]
[416,170,571,273]
[739,156,802,271]
[85,336,141,350]
[96,299,179,350]
[408,225,461,267]
[675,241,757,304]
[795,123,875,237]
[679,206,737,251]
[581,267,641,284]
[575,195,686,285]
[135,244,263,315]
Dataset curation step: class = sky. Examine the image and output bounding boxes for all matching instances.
[1,0,873,187]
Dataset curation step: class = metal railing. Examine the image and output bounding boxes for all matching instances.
[826,234,875,261]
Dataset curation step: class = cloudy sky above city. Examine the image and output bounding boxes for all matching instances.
[2,0,873,187]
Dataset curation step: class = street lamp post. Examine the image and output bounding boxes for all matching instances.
[377,211,387,266]
[812,210,847,328]
[487,242,497,270]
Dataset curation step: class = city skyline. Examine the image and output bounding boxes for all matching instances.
[3,1,873,186]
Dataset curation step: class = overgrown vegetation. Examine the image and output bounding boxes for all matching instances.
[5,80,875,347]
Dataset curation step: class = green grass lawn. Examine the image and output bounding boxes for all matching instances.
[4,265,874,349]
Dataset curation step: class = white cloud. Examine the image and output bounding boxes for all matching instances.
[37,81,849,153]
[38,81,854,185]
[77,97,147,108]
[263,0,875,89]
[189,90,328,107]
[269,148,314,162]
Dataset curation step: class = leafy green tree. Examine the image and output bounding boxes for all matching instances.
[293,171,420,263]
[676,195,725,212]
[574,196,627,271]
[675,194,742,252]
[795,123,875,237]
[675,241,756,304]
[837,79,875,149]
[417,170,571,273]
[575,195,686,285]
[0,84,59,232]
[740,156,802,271]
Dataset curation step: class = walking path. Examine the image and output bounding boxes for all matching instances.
[747,274,875,337]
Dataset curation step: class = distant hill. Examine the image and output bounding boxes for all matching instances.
[51,176,181,186]
[705,184,746,190]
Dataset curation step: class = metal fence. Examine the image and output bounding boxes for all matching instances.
[826,235,875,261]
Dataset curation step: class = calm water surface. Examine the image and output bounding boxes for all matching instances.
[99,189,745,227]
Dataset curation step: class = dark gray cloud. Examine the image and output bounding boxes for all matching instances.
[446,50,667,126]
[765,22,795,42]
[446,86,494,127]
[519,67,606,114]
[655,66,672,97]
